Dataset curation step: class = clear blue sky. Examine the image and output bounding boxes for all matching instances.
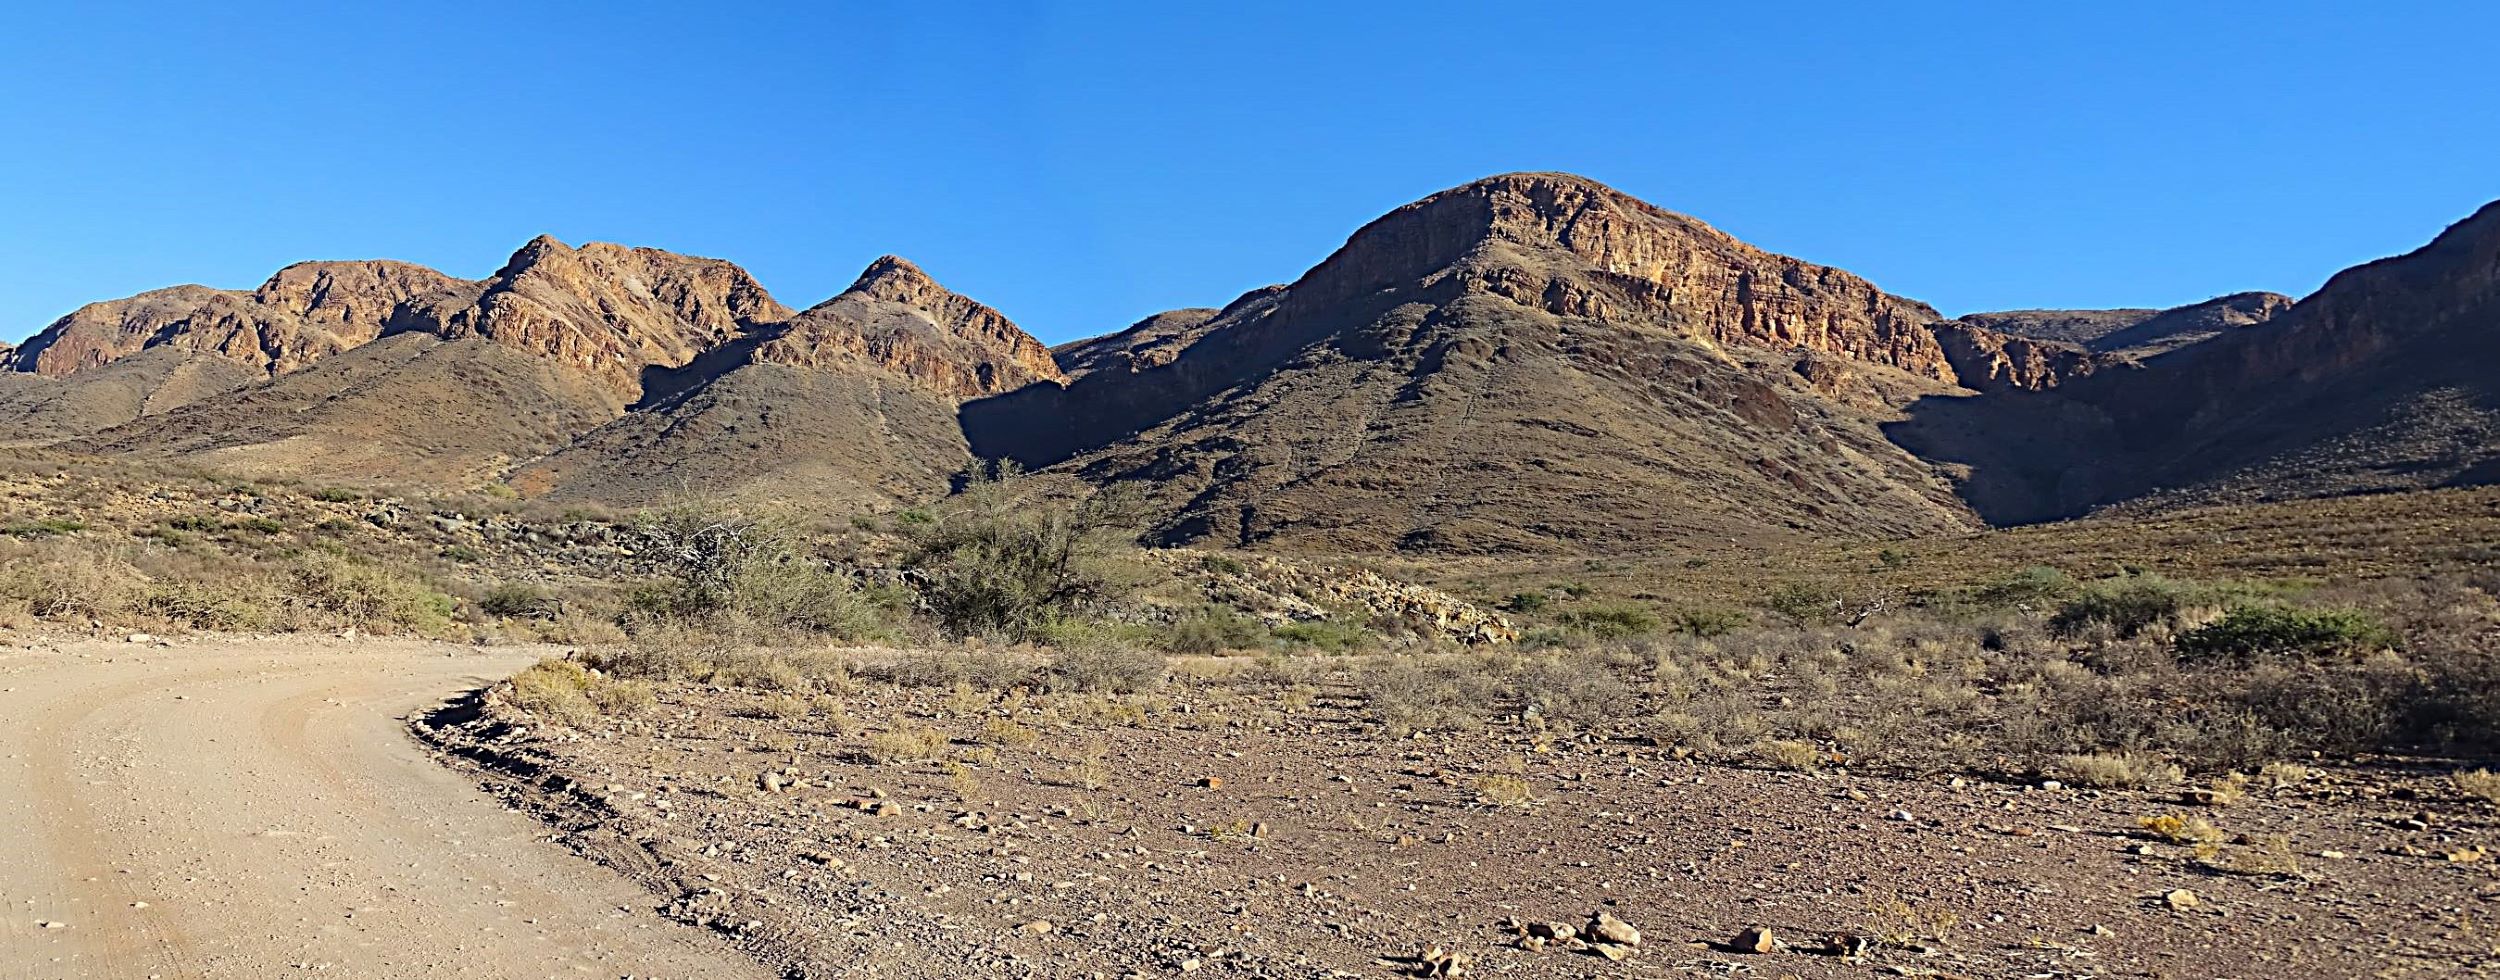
[4,2,2494,346]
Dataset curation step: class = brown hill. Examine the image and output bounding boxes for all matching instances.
[512,257,1054,507]
[1893,200,2500,523]
[968,173,1979,553]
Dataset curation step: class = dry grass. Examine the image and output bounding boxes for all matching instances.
[2454,768,2500,803]
[1471,774,1535,807]
[864,725,950,765]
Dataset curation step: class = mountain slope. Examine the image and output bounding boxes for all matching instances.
[0,348,263,448]
[968,173,1978,553]
[1893,200,2500,522]
[510,257,1058,507]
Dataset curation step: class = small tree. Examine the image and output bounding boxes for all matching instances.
[903,463,1147,640]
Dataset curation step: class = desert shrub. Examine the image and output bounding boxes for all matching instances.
[1046,644,1167,693]
[1160,606,1268,655]
[137,580,276,632]
[1472,774,1534,806]
[3,517,88,537]
[0,541,144,620]
[1502,592,1549,614]
[2048,751,2181,789]
[1969,566,2078,609]
[629,507,882,640]
[228,516,285,535]
[504,658,598,726]
[2050,573,2197,638]
[901,465,1148,640]
[1753,738,1825,771]
[1519,653,1639,726]
[2176,605,2396,662]
[2455,769,2500,803]
[862,650,1034,690]
[709,651,807,691]
[864,725,950,764]
[1272,617,1370,652]
[1198,553,1247,576]
[311,487,365,503]
[1668,605,1752,637]
[287,552,460,637]
[1554,603,1660,639]
[1360,654,1513,734]
[1765,582,1844,625]
[480,582,556,619]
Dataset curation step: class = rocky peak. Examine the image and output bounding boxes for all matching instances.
[1286,172,1955,381]
[749,256,1064,398]
[410,236,794,398]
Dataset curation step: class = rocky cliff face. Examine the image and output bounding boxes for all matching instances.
[1288,173,1954,379]
[750,256,1063,398]
[3,261,465,378]
[404,237,792,399]
[1930,322,2103,392]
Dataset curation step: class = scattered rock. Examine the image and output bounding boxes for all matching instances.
[1585,911,1640,948]
[2165,888,2200,910]
[1735,926,1776,953]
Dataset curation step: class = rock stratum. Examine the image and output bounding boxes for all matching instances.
[7,173,2497,552]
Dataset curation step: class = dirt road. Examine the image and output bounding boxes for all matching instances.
[0,636,768,980]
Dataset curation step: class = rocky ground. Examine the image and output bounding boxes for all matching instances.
[421,656,2500,980]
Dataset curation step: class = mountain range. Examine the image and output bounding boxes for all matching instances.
[6,173,2494,553]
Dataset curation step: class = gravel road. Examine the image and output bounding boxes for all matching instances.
[0,636,767,980]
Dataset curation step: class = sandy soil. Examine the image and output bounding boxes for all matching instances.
[0,634,767,980]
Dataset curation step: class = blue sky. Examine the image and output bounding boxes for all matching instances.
[3,2,2494,346]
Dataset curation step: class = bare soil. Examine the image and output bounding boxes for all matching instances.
[424,661,2500,979]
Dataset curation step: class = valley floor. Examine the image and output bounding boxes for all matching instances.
[0,634,766,980]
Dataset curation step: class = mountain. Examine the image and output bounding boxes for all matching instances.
[1,261,466,379]
[510,257,1057,507]
[1894,201,2500,522]
[967,172,1980,552]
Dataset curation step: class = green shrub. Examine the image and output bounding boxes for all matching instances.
[902,464,1146,640]
[1970,566,2078,609]
[1668,605,1752,637]
[1555,603,1660,639]
[3,518,88,537]
[2050,573,2195,638]
[1502,592,1549,614]
[288,552,460,637]
[2177,605,2397,661]
[629,508,883,640]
